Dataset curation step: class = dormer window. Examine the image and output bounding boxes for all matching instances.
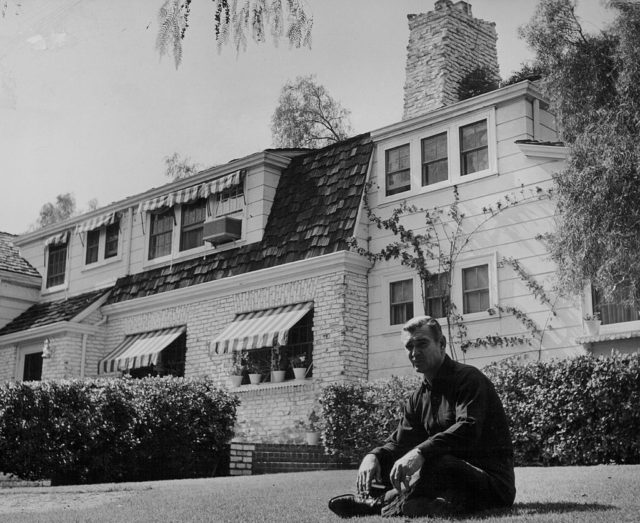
[149,209,174,260]
[105,221,119,259]
[180,199,207,251]
[85,229,100,264]
[213,185,244,217]
[44,231,69,289]
[76,212,121,267]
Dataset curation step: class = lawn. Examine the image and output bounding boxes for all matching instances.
[0,465,638,522]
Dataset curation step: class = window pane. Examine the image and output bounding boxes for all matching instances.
[460,120,489,175]
[149,211,173,260]
[85,229,99,264]
[46,244,67,288]
[386,145,411,196]
[105,222,119,259]
[180,200,206,251]
[592,286,639,325]
[390,280,413,325]
[462,265,489,314]
[422,159,448,186]
[422,132,447,163]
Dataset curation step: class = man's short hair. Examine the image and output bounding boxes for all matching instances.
[402,316,446,347]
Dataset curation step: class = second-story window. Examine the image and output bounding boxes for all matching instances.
[149,209,174,260]
[46,243,67,288]
[85,229,100,264]
[213,185,244,217]
[460,120,488,175]
[105,221,119,259]
[422,132,448,186]
[180,199,206,251]
[390,279,414,325]
[462,264,489,314]
[385,144,411,196]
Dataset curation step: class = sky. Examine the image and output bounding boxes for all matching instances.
[0,0,613,234]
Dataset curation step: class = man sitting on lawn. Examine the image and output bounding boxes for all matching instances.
[329,316,516,518]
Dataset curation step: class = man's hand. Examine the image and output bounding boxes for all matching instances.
[390,448,425,492]
[356,454,382,494]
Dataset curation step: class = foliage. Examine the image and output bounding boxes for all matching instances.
[0,377,239,484]
[295,408,321,432]
[520,0,640,302]
[319,376,421,462]
[35,192,76,229]
[290,354,307,368]
[229,348,246,375]
[271,74,353,148]
[164,152,200,180]
[457,65,500,101]
[500,63,544,87]
[270,346,287,371]
[156,0,313,68]
[351,184,553,358]
[485,353,640,466]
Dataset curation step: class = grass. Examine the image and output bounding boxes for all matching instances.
[0,465,638,522]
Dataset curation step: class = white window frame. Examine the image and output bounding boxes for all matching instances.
[15,343,44,381]
[582,282,640,335]
[43,243,69,294]
[82,222,122,270]
[380,108,497,204]
[381,272,421,331]
[452,253,498,322]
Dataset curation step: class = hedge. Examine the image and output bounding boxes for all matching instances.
[0,376,239,485]
[320,353,640,466]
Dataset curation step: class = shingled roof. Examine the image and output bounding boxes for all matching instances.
[0,232,40,279]
[107,133,373,304]
[0,288,110,336]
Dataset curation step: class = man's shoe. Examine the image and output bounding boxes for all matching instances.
[328,493,383,518]
[401,496,465,518]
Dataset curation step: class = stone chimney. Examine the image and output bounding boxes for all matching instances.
[403,0,499,119]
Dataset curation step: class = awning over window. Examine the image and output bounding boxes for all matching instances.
[44,231,69,247]
[74,211,118,235]
[98,326,185,374]
[137,170,244,215]
[212,302,313,354]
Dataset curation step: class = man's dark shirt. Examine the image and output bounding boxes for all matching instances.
[370,355,515,501]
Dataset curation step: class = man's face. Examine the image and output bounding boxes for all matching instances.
[403,325,444,375]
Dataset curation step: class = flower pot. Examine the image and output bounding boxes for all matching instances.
[249,373,262,385]
[305,431,321,446]
[584,319,601,336]
[271,370,286,383]
[293,367,306,381]
[230,375,243,387]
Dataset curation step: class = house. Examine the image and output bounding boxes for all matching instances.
[0,0,636,460]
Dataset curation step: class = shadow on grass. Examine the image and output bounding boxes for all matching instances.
[471,502,616,519]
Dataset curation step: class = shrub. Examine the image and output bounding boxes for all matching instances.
[320,353,640,467]
[319,375,421,463]
[0,377,239,485]
[485,353,640,466]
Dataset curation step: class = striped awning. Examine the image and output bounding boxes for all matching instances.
[212,302,313,354]
[44,231,69,247]
[137,170,244,215]
[74,211,117,235]
[98,326,185,374]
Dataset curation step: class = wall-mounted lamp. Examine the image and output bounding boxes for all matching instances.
[42,337,52,359]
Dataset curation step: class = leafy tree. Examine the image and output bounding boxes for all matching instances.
[271,75,353,148]
[520,0,640,303]
[156,0,313,68]
[36,193,76,228]
[164,152,200,180]
[457,66,500,101]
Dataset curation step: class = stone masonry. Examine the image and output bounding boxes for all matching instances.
[403,0,499,119]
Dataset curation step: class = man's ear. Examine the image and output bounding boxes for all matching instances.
[440,337,446,353]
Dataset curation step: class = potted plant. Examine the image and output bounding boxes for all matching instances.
[247,359,263,385]
[270,346,287,383]
[583,312,602,336]
[297,409,322,446]
[229,349,245,387]
[291,355,307,380]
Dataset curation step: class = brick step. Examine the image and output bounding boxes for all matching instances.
[253,451,336,463]
[252,461,347,474]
